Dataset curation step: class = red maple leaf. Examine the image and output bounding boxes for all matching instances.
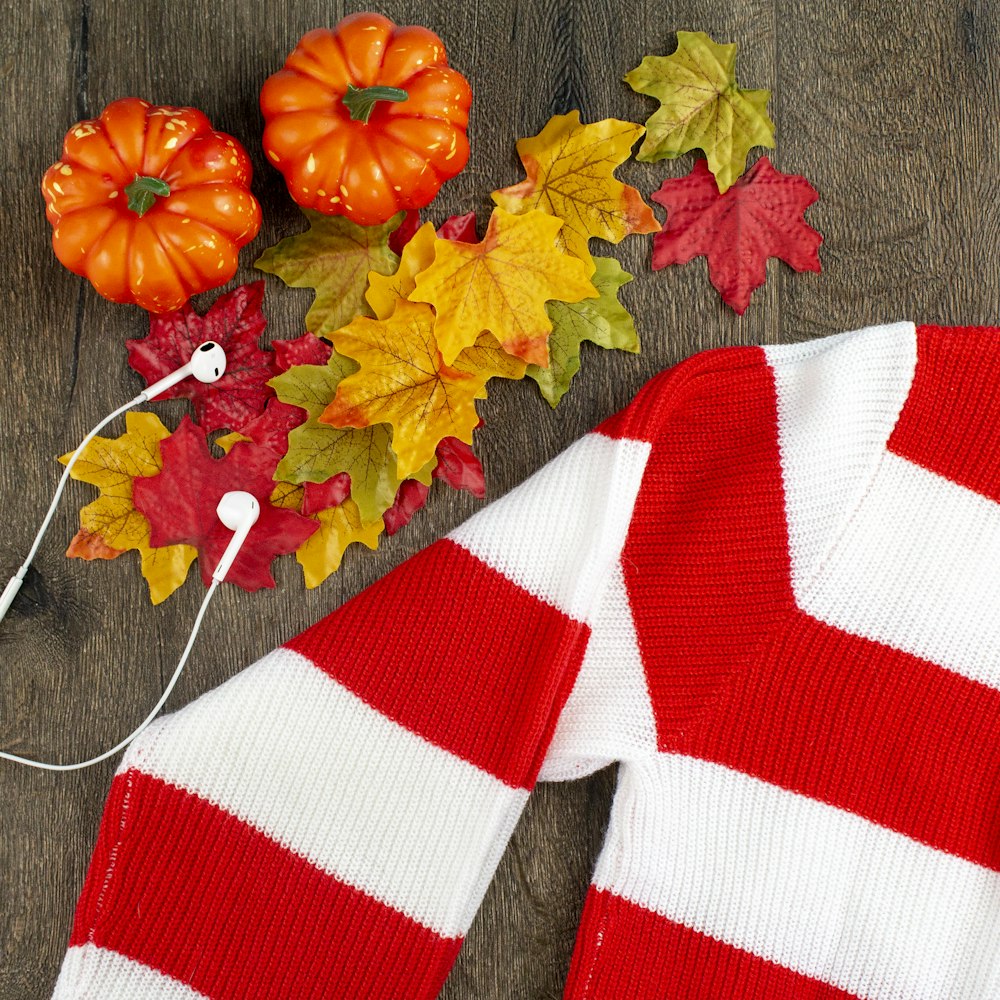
[438,211,478,243]
[301,476,351,515]
[650,157,822,314]
[226,399,306,468]
[382,426,487,535]
[383,479,431,536]
[272,332,334,372]
[126,282,279,433]
[132,416,318,591]
[433,431,486,497]
[388,209,422,255]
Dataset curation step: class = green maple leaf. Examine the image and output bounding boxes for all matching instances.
[527,255,640,407]
[624,30,775,192]
[269,355,432,524]
[255,210,402,338]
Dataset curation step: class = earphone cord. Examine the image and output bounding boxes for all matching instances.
[0,577,220,771]
[0,392,148,620]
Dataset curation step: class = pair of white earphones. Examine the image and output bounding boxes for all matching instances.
[0,342,260,772]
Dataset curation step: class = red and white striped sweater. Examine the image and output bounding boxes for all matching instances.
[51,321,1000,999]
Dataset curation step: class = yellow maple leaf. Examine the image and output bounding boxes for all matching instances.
[59,411,197,605]
[409,207,597,366]
[624,30,775,193]
[320,300,525,479]
[268,356,435,523]
[270,485,382,588]
[366,221,438,320]
[491,111,659,261]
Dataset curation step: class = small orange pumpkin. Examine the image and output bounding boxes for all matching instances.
[41,97,262,313]
[260,13,473,226]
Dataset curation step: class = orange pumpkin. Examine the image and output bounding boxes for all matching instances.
[41,97,262,313]
[260,13,472,226]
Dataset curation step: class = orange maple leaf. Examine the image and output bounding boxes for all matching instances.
[409,207,597,367]
[320,300,525,478]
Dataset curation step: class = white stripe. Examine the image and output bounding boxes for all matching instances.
[51,944,208,999]
[447,431,651,623]
[800,450,1000,690]
[763,321,916,597]
[593,754,1000,1000]
[120,648,528,938]
[538,559,657,782]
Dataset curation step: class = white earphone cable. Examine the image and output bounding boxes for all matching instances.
[0,577,220,771]
[0,392,148,621]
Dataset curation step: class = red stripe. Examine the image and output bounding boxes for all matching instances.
[285,536,588,789]
[888,324,1000,502]
[563,886,859,999]
[677,607,1000,871]
[69,770,462,1000]
[617,346,795,747]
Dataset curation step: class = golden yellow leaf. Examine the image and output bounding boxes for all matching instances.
[409,207,597,366]
[270,484,382,588]
[294,500,384,589]
[491,111,659,261]
[320,300,525,479]
[366,221,438,320]
[59,411,197,605]
[269,356,434,523]
[624,30,774,193]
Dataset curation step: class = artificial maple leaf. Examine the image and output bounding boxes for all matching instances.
[126,282,278,434]
[624,30,775,193]
[528,255,640,406]
[214,405,351,516]
[492,111,658,261]
[437,212,478,243]
[382,479,431,536]
[272,332,334,372]
[300,476,351,515]
[215,398,306,468]
[388,209,421,256]
[321,301,524,478]
[66,529,124,561]
[365,221,438,321]
[254,209,402,338]
[271,486,383,588]
[58,411,197,604]
[269,354,433,523]
[132,416,318,591]
[651,157,822,314]
[433,431,486,498]
[409,207,597,366]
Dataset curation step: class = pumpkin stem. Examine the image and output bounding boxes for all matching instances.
[125,175,171,217]
[342,84,409,124]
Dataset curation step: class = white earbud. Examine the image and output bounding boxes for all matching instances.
[0,486,259,771]
[212,491,260,584]
[142,341,227,400]
[0,341,229,625]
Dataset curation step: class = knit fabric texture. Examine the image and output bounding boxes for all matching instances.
[50,320,1000,999]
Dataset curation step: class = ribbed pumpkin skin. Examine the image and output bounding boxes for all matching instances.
[260,13,472,226]
[41,97,262,314]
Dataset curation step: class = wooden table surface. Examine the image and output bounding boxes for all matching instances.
[2,1,997,996]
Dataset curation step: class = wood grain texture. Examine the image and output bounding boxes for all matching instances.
[1,0,997,996]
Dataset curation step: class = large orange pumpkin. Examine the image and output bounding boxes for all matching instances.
[260,13,472,226]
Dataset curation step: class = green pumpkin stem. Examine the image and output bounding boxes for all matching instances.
[342,84,409,124]
[125,175,171,217]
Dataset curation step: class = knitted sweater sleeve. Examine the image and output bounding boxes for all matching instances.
[48,353,715,1000]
